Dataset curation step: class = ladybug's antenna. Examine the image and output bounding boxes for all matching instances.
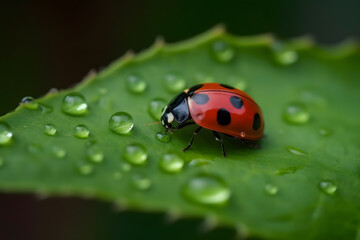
[140,121,161,126]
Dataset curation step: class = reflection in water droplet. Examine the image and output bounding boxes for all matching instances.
[148,99,167,121]
[182,175,231,206]
[0,122,13,146]
[211,41,234,62]
[86,144,104,163]
[76,161,94,176]
[21,96,39,110]
[159,153,184,173]
[75,124,90,138]
[227,76,247,91]
[319,127,332,137]
[44,124,57,136]
[132,174,151,190]
[61,93,88,116]
[165,74,186,92]
[109,112,134,134]
[318,180,337,195]
[286,146,308,157]
[127,74,147,94]
[283,103,310,124]
[188,159,212,167]
[123,143,147,165]
[52,146,66,158]
[264,184,278,195]
[155,132,171,143]
[276,165,304,175]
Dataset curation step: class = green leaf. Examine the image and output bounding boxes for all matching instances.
[0,27,359,239]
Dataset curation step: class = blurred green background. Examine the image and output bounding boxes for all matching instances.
[0,0,359,239]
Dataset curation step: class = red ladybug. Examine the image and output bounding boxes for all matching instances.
[161,83,264,157]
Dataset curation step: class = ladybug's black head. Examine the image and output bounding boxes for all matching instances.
[161,92,190,131]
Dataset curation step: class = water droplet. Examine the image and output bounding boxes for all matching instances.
[123,143,147,165]
[74,124,90,138]
[272,42,298,65]
[182,175,231,206]
[159,153,184,173]
[276,165,304,175]
[47,88,58,94]
[61,93,88,116]
[264,184,278,195]
[52,146,66,158]
[20,96,39,110]
[113,171,123,180]
[121,163,132,172]
[319,127,332,137]
[164,74,186,92]
[0,157,5,168]
[283,103,310,124]
[127,74,147,94]
[318,180,337,195]
[148,99,167,121]
[76,161,94,176]
[44,124,56,136]
[227,76,247,91]
[109,112,134,134]
[211,40,235,62]
[0,122,13,146]
[39,103,53,114]
[132,174,151,190]
[86,144,104,163]
[155,132,171,143]
[188,159,212,167]
[286,146,308,157]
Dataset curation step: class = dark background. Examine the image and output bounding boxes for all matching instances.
[0,0,359,239]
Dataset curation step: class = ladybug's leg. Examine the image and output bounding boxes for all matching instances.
[213,131,226,157]
[183,126,202,152]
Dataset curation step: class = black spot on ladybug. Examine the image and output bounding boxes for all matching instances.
[220,84,235,89]
[253,113,261,130]
[217,108,231,126]
[230,96,243,109]
[187,84,203,96]
[191,94,209,105]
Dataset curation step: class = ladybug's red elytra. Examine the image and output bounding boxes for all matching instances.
[160,83,264,157]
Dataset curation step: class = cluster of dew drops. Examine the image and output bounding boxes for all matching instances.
[0,40,338,208]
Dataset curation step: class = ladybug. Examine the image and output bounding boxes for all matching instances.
[160,83,264,157]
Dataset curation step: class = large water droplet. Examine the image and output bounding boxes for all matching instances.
[283,103,310,124]
[52,146,66,158]
[127,74,147,94]
[164,74,186,92]
[86,144,104,163]
[155,132,171,143]
[188,159,213,167]
[123,143,147,165]
[109,112,134,134]
[21,96,39,110]
[132,174,151,190]
[159,153,184,173]
[75,124,90,138]
[182,175,231,206]
[286,146,308,157]
[0,122,13,146]
[44,124,57,136]
[264,184,278,195]
[318,180,337,195]
[211,40,234,62]
[148,99,167,121]
[61,93,88,116]
[76,161,94,176]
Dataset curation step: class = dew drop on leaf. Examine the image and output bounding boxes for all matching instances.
[52,146,66,158]
[39,103,53,114]
[164,73,186,92]
[211,40,234,62]
[188,159,213,167]
[286,146,308,157]
[61,93,88,116]
[127,74,147,94]
[182,175,231,206]
[283,103,310,124]
[318,180,337,195]
[21,96,39,110]
[113,171,123,180]
[148,99,167,121]
[74,124,90,139]
[44,124,57,136]
[86,144,104,163]
[275,165,304,175]
[123,143,147,165]
[264,184,278,195]
[272,42,298,65]
[121,163,132,172]
[0,122,13,146]
[227,76,247,91]
[159,153,184,173]
[318,127,332,137]
[76,160,94,176]
[109,112,134,134]
[155,132,171,143]
[132,173,151,190]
